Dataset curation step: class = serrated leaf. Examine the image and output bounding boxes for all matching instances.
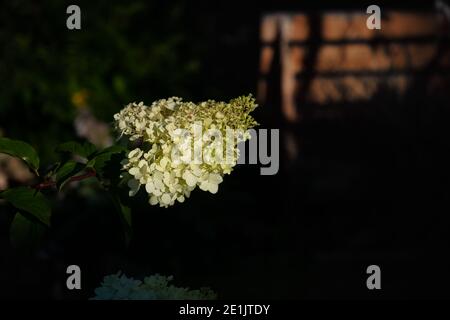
[89,145,126,169]
[0,187,51,226]
[92,152,122,172]
[56,141,97,159]
[10,211,45,249]
[55,160,85,190]
[0,137,40,172]
[90,146,126,181]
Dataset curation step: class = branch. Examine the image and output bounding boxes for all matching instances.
[33,168,97,190]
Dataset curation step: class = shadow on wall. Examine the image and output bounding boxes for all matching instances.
[256,7,450,169]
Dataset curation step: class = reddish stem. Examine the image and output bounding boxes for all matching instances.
[33,168,97,190]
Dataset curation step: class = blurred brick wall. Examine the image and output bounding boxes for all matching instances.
[258,10,450,123]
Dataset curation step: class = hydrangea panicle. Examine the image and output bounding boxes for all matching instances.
[114,95,258,208]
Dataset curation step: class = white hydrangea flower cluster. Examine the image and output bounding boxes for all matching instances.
[91,272,217,300]
[114,95,258,207]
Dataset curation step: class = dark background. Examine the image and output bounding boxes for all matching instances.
[1,0,450,299]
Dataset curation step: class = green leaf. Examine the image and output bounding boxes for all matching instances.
[89,145,126,181]
[0,137,40,172]
[110,191,132,246]
[0,187,51,226]
[55,160,77,181]
[55,160,85,190]
[92,151,125,171]
[10,212,45,250]
[56,141,97,159]
[93,145,127,158]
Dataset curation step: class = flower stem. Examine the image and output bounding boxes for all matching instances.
[33,168,96,190]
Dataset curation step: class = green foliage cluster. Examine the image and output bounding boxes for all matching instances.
[0,137,129,249]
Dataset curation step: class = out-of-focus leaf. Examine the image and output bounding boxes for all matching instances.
[0,137,40,172]
[10,211,45,250]
[0,187,51,226]
[93,145,127,157]
[56,141,97,159]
